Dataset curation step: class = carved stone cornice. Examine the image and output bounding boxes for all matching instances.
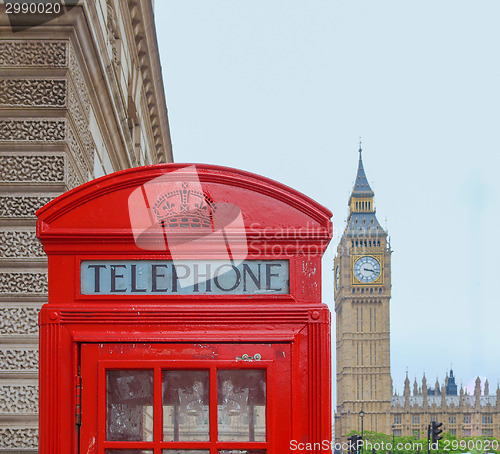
[128,0,173,163]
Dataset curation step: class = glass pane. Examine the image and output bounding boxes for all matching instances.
[163,451,210,454]
[217,370,266,441]
[218,451,266,454]
[106,370,154,441]
[106,450,153,454]
[162,370,210,441]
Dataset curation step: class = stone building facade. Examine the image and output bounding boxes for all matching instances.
[392,372,500,439]
[0,1,173,451]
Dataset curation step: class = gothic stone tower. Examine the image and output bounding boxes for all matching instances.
[334,148,392,442]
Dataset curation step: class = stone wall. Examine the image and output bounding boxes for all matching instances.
[0,2,172,451]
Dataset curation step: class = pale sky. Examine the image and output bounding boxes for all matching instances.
[155,1,500,399]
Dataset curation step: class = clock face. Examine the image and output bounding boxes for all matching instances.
[354,256,381,283]
[335,265,340,291]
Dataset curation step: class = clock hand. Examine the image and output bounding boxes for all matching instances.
[363,268,375,273]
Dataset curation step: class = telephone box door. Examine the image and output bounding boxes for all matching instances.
[80,343,291,454]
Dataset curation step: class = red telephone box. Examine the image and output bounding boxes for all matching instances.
[36,164,332,454]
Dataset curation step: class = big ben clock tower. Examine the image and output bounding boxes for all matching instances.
[334,147,392,442]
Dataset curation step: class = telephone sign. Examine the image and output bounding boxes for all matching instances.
[80,259,289,295]
[36,164,332,454]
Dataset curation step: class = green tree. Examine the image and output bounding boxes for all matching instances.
[344,430,500,454]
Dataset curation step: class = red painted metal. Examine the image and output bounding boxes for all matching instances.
[36,163,333,454]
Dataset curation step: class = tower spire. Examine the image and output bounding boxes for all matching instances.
[344,143,386,237]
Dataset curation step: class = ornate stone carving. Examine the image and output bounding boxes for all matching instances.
[68,47,90,118]
[0,40,67,67]
[68,85,93,159]
[0,79,66,107]
[0,385,38,413]
[0,348,39,371]
[107,0,121,65]
[0,428,38,449]
[0,196,52,218]
[0,272,48,295]
[66,127,91,180]
[0,307,39,336]
[0,119,65,142]
[66,161,83,190]
[0,231,45,258]
[0,155,64,182]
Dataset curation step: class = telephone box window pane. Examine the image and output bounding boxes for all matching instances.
[217,370,266,442]
[106,451,153,454]
[162,370,210,441]
[163,451,209,454]
[106,370,154,441]
[218,451,266,454]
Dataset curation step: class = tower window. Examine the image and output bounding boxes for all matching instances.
[371,219,374,224]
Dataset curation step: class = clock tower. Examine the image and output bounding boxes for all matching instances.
[334,147,392,441]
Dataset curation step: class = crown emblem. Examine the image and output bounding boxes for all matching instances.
[153,182,216,228]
